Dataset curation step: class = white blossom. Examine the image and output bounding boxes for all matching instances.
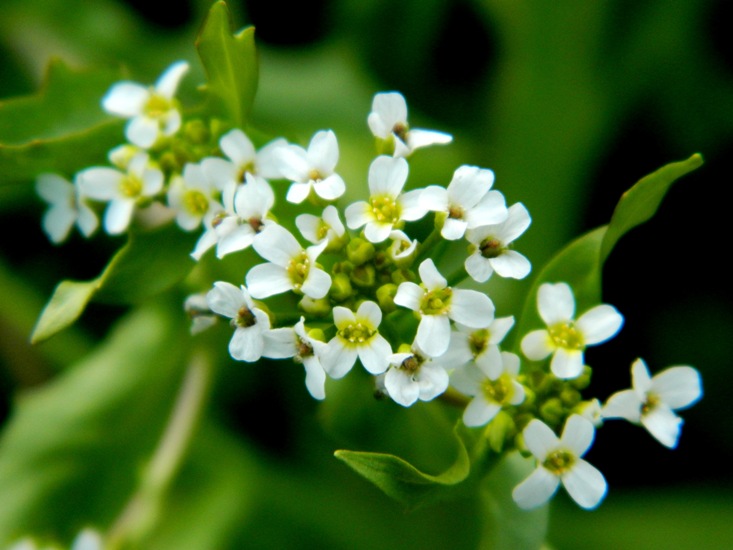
[246,224,331,300]
[602,358,702,448]
[167,163,218,231]
[394,259,494,357]
[296,205,346,250]
[448,316,516,381]
[36,173,98,243]
[461,351,526,427]
[321,301,392,378]
[513,415,607,510]
[206,282,272,362]
[386,229,418,263]
[102,60,189,148]
[367,91,452,157]
[383,343,450,407]
[465,202,532,282]
[345,155,427,243]
[521,282,623,379]
[79,152,163,235]
[275,129,345,203]
[420,165,508,241]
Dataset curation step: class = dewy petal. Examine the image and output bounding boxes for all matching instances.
[252,224,302,266]
[550,348,585,379]
[313,173,346,200]
[561,459,607,510]
[126,116,159,148]
[394,282,424,311]
[345,201,373,230]
[246,263,292,298]
[465,190,508,228]
[322,340,358,379]
[302,356,327,400]
[276,145,311,182]
[521,330,554,361]
[538,283,575,325]
[418,258,447,290]
[441,217,468,241]
[490,251,532,280]
[220,129,256,167]
[465,253,494,283]
[216,224,256,258]
[448,166,495,209]
[560,415,595,457]
[308,130,339,174]
[499,202,532,244]
[601,389,642,423]
[104,200,135,235]
[155,60,189,98]
[398,188,428,221]
[102,82,148,116]
[489,316,515,345]
[301,266,331,299]
[407,128,453,150]
[475,345,503,379]
[229,325,264,362]
[641,403,683,448]
[358,334,391,375]
[385,368,421,407]
[286,182,312,204]
[357,300,383,328]
[449,289,494,328]
[512,466,560,510]
[523,419,560,460]
[206,281,244,318]
[576,304,624,345]
[368,155,408,196]
[295,213,321,242]
[262,327,298,359]
[631,358,653,395]
[417,363,449,400]
[463,397,501,427]
[418,185,449,212]
[651,366,703,410]
[364,221,393,243]
[417,314,451,357]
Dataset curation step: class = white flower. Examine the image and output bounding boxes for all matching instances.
[465,202,532,282]
[213,173,277,258]
[513,415,607,510]
[384,343,450,407]
[184,293,217,335]
[206,282,272,362]
[345,156,427,243]
[202,129,287,189]
[261,317,330,400]
[448,316,515,379]
[601,358,702,448]
[367,91,452,157]
[521,282,624,379]
[36,173,98,243]
[321,301,392,378]
[575,398,603,428]
[102,60,189,148]
[393,259,494,357]
[167,163,218,231]
[275,129,346,203]
[387,230,418,263]
[246,224,331,300]
[79,152,163,235]
[461,351,526,427]
[420,165,508,240]
[296,205,346,250]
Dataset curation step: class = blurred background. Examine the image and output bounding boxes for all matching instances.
[0,0,732,548]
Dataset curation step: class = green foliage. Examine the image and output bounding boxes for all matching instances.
[0,59,123,183]
[195,1,258,128]
[31,224,197,343]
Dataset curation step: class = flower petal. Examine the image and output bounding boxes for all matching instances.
[252,224,302,266]
[262,327,298,359]
[550,348,584,379]
[465,253,493,283]
[416,314,451,358]
[104,200,134,235]
[357,300,383,328]
[229,325,264,362]
[538,283,575,325]
[463,397,501,427]
[490,251,532,280]
[561,459,607,509]
[521,330,554,361]
[302,356,327,400]
[418,185,448,212]
[641,404,683,448]
[560,415,595,457]
[155,60,189,98]
[359,334,391,375]
[385,368,420,407]
[394,282,423,311]
[368,155,407,196]
[308,130,339,174]
[512,466,559,510]
[441,217,468,240]
[523,419,559,460]
[302,266,332,300]
[418,258,447,290]
[576,304,624,346]
[447,165,494,209]
[407,128,452,151]
[364,221,393,243]
[102,83,148,116]
[322,340,358,379]
[126,116,159,148]
[601,389,642,423]
[313,174,346,200]
[220,129,256,167]
[449,289,494,328]
[651,366,703,410]
[246,263,292,298]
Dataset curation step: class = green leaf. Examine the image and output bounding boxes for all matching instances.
[334,424,470,510]
[31,223,197,343]
[195,1,258,128]
[0,59,124,184]
[514,154,704,344]
[0,306,187,545]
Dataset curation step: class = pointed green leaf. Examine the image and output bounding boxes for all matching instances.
[195,1,258,127]
[515,154,704,344]
[334,425,470,510]
[31,224,197,343]
[0,59,123,184]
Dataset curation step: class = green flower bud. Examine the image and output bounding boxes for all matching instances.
[375,135,396,156]
[184,119,211,144]
[569,366,592,390]
[307,328,326,342]
[346,237,375,266]
[351,263,376,289]
[298,296,331,317]
[376,283,398,313]
[330,273,353,302]
[560,387,581,408]
[390,267,415,285]
[539,397,564,426]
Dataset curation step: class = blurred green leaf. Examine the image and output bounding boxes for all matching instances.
[195,1,258,128]
[514,154,704,346]
[335,424,470,510]
[0,59,123,183]
[0,305,187,545]
[31,224,196,343]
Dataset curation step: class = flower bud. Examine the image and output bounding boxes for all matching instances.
[298,296,331,317]
[346,237,375,266]
[539,397,564,426]
[376,283,398,313]
[351,263,376,289]
[330,273,353,302]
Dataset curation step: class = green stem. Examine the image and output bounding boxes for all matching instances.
[415,227,444,264]
[105,350,213,550]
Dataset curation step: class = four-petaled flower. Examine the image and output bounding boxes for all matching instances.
[102,61,189,148]
[321,301,392,378]
[36,173,98,244]
[275,129,346,204]
[420,165,508,241]
[206,282,273,362]
[345,155,427,243]
[521,282,624,379]
[465,202,532,282]
[367,92,452,157]
[296,205,346,251]
[246,224,331,300]
[167,163,217,231]
[513,415,607,510]
[601,358,702,448]
[394,259,495,357]
[384,343,450,407]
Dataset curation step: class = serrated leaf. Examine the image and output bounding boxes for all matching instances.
[0,59,124,183]
[514,154,704,343]
[31,224,197,343]
[195,1,258,127]
[334,425,470,510]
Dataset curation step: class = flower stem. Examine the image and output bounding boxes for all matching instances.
[415,227,444,264]
[105,349,213,550]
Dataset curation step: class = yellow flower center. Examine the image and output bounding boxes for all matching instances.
[183,190,209,216]
[369,194,400,223]
[236,162,256,182]
[549,322,584,350]
[392,122,409,142]
[448,205,465,220]
[308,169,324,182]
[641,392,661,416]
[469,329,490,357]
[144,93,172,119]
[543,449,575,474]
[119,174,143,198]
[481,374,513,404]
[235,305,256,328]
[287,251,310,291]
[399,355,422,374]
[479,237,503,259]
[338,322,375,346]
[420,287,452,315]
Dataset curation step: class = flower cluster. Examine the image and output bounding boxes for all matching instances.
[36,61,703,513]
